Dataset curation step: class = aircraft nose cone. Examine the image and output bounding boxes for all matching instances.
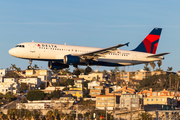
[9,48,15,56]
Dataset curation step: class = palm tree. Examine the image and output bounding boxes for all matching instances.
[167,67,173,72]
[150,62,156,71]
[10,64,17,70]
[157,60,162,68]
[33,64,39,70]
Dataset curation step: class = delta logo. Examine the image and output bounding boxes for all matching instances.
[37,44,57,48]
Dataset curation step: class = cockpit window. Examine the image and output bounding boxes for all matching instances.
[15,45,25,48]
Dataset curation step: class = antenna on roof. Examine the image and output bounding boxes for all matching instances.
[32,40,34,42]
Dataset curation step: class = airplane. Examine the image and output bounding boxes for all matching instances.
[9,28,169,73]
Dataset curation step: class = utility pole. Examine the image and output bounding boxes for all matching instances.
[106,100,107,120]
[76,104,78,120]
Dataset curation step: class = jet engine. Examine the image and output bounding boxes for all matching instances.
[48,61,69,70]
[64,55,85,65]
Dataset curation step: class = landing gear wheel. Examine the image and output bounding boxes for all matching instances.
[27,65,32,69]
[27,59,32,69]
[85,66,92,73]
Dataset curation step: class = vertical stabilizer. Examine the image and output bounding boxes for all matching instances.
[133,28,162,54]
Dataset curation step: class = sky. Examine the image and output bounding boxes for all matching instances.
[0,0,180,72]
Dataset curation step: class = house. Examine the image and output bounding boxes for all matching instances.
[43,86,65,93]
[59,94,77,103]
[20,69,51,82]
[90,86,104,98]
[79,72,105,81]
[139,88,180,98]
[73,78,84,88]
[119,70,168,81]
[119,93,141,110]
[109,86,136,96]
[19,77,41,88]
[144,96,177,106]
[0,78,19,94]
[63,90,83,101]
[88,81,100,89]
[16,103,46,109]
[96,95,120,110]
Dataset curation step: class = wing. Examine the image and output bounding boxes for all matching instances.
[78,42,129,60]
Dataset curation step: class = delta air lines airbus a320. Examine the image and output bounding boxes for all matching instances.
[9,28,169,72]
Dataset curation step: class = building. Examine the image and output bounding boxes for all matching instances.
[96,95,119,110]
[119,70,168,81]
[90,86,104,98]
[109,86,136,96]
[143,96,177,106]
[59,94,77,103]
[63,89,83,101]
[139,88,180,98]
[19,77,41,87]
[73,78,84,88]
[43,86,65,93]
[16,103,46,109]
[79,72,104,81]
[20,69,51,82]
[0,78,19,94]
[88,81,100,89]
[119,93,140,110]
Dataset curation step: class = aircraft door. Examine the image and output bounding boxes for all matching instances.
[30,43,36,53]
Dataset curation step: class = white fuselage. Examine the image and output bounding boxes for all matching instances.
[9,42,163,66]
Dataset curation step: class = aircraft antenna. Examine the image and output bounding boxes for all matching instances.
[64,43,66,45]
[32,40,34,42]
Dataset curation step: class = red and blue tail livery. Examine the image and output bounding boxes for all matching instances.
[133,28,162,54]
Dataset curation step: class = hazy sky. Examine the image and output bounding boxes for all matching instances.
[0,1,180,72]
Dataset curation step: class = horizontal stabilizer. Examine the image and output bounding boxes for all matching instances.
[147,52,170,58]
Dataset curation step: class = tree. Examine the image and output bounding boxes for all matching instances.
[50,90,61,99]
[27,90,44,101]
[157,60,162,68]
[10,64,17,70]
[167,67,173,72]
[144,66,150,71]
[64,78,74,87]
[5,71,20,78]
[33,64,39,70]
[82,81,90,88]
[137,112,153,120]
[150,62,156,71]
[20,83,28,93]
[5,92,16,101]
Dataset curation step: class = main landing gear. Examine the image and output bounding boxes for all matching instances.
[85,65,92,73]
[27,59,32,69]
[73,64,92,75]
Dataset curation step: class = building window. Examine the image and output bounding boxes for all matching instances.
[161,98,164,101]
[132,104,137,107]
[147,99,150,101]
[147,93,150,96]
[151,99,154,101]
[97,98,101,100]
[152,93,156,96]
[156,99,159,101]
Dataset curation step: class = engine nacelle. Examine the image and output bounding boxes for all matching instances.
[64,55,83,65]
[48,61,69,70]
